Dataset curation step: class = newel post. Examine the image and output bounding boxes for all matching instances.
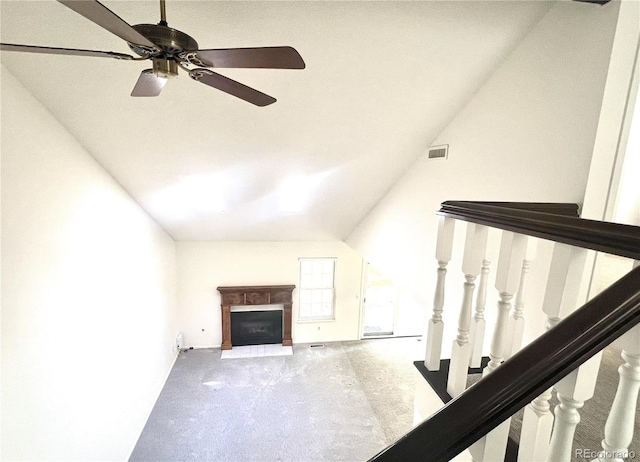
[425,216,455,371]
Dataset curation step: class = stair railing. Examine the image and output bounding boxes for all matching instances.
[370,201,640,462]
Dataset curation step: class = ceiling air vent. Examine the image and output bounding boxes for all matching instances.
[427,144,448,160]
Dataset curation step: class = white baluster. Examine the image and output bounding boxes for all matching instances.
[470,259,490,368]
[504,259,530,360]
[547,353,602,462]
[518,319,559,462]
[484,231,528,375]
[471,231,527,462]
[505,240,537,360]
[426,260,447,369]
[485,292,514,375]
[425,216,455,371]
[519,387,555,462]
[447,223,488,398]
[549,396,584,460]
[519,243,588,462]
[447,274,476,398]
[596,322,640,462]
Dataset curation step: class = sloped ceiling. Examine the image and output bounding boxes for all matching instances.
[0,0,553,241]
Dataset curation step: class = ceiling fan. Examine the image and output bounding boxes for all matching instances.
[0,0,305,106]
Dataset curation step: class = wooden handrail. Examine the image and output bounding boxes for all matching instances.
[369,265,640,462]
[438,201,640,260]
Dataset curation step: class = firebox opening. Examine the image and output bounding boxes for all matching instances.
[231,310,283,346]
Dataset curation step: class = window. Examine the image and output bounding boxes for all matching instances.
[298,258,336,320]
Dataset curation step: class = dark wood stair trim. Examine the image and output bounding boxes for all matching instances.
[413,358,518,462]
[438,201,640,260]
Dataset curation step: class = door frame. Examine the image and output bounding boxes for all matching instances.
[358,260,399,339]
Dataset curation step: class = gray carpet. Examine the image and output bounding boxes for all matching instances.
[131,337,638,462]
[130,338,422,462]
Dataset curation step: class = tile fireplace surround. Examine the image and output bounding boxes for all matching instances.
[217,285,295,350]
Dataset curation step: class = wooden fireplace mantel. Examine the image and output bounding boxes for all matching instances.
[217,285,295,350]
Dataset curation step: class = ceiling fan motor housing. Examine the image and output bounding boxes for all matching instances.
[129,24,199,79]
[129,24,199,58]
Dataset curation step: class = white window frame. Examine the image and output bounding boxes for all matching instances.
[298,258,336,321]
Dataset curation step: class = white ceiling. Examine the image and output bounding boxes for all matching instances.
[0,0,553,241]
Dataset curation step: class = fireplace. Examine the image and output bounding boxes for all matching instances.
[217,285,295,350]
[231,310,283,346]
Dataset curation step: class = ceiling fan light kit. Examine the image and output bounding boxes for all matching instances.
[0,0,305,106]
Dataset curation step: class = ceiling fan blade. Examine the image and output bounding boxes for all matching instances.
[194,47,305,69]
[57,0,160,52]
[131,69,167,97]
[0,43,134,60]
[189,68,276,106]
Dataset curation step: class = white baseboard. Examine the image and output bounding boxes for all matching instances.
[126,351,179,461]
[184,344,219,349]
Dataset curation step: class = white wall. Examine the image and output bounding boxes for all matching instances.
[1,66,179,461]
[176,241,363,347]
[346,1,620,349]
[581,0,640,223]
[616,66,640,227]
[612,18,640,228]
[574,0,639,303]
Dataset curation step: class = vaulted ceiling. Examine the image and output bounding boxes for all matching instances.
[0,0,553,241]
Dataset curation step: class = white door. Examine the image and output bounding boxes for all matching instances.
[361,263,397,337]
